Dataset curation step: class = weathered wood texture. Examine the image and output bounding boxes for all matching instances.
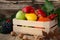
[0,3,31,10]
[13,18,58,37]
[0,34,16,40]
[0,28,60,40]
[0,0,60,10]
[0,0,60,17]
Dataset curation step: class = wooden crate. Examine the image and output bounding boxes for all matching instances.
[13,18,58,36]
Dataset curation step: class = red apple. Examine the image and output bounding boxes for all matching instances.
[30,8,35,13]
[48,14,57,20]
[22,6,30,13]
[36,9,47,17]
[22,6,35,13]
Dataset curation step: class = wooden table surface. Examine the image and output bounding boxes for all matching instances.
[0,34,16,40]
[0,33,60,40]
[0,34,33,40]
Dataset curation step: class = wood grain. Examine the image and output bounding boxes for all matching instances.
[0,34,16,40]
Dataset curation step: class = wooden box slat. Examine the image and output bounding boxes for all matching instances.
[13,26,43,36]
[13,18,58,28]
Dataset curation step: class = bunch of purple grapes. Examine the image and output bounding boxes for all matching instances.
[1,19,13,34]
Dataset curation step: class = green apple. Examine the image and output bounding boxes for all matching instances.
[16,10,26,20]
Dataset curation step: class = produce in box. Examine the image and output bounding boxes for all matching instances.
[12,0,59,40]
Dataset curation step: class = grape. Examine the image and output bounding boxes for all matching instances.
[1,19,13,34]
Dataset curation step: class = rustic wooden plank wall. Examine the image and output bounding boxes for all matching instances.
[0,0,32,10]
[0,0,32,17]
[0,0,60,17]
[0,0,60,10]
